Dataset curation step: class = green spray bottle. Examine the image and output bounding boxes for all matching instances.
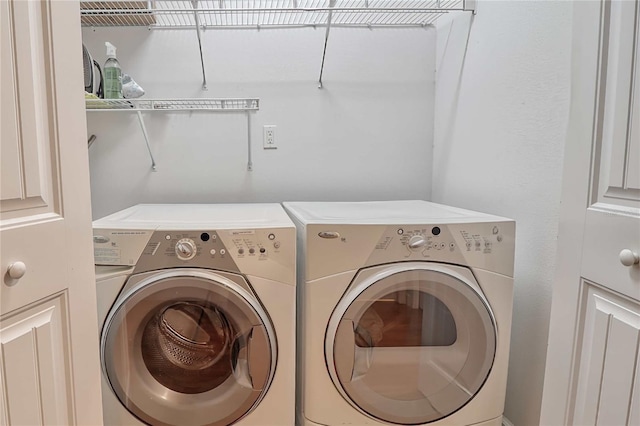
[104,42,122,99]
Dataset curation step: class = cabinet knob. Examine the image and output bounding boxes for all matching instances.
[619,249,639,267]
[7,261,27,279]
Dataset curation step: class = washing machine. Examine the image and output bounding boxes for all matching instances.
[283,200,515,426]
[93,204,296,426]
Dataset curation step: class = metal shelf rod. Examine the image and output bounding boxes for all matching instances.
[136,111,157,171]
[192,1,208,90]
[247,112,253,172]
[318,0,336,89]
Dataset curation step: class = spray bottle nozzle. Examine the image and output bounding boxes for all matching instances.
[105,42,117,59]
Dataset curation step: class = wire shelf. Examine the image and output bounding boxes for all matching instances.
[80,0,472,28]
[85,98,260,111]
[86,97,259,171]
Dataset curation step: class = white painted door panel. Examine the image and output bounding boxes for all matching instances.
[583,0,640,299]
[541,1,640,424]
[0,0,56,217]
[0,0,103,425]
[0,0,21,202]
[572,287,640,426]
[0,295,71,425]
[596,0,640,205]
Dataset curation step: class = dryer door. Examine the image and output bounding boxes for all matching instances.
[326,263,496,425]
[101,269,277,426]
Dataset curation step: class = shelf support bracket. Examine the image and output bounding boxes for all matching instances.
[192,1,208,90]
[136,111,157,171]
[246,112,253,171]
[318,0,336,89]
[463,0,477,15]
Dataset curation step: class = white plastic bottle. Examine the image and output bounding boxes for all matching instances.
[104,42,122,99]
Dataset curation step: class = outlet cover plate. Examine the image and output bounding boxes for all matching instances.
[263,125,277,149]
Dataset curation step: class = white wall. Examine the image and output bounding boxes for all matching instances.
[83,27,436,219]
[434,2,572,425]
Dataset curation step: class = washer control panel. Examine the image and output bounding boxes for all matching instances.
[141,229,286,267]
[95,228,289,268]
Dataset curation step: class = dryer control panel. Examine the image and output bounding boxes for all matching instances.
[391,224,501,256]
[372,222,514,275]
[305,221,515,281]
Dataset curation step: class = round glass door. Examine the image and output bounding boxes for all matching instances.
[326,264,496,425]
[101,270,277,426]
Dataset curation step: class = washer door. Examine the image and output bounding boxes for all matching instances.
[326,263,496,425]
[102,270,277,426]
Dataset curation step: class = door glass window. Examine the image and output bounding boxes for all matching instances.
[354,291,457,348]
[141,302,235,394]
[329,268,495,425]
[102,274,276,426]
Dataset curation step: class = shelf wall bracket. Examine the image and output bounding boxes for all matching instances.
[192,1,208,90]
[463,0,477,15]
[136,111,157,171]
[246,112,253,171]
[318,0,336,89]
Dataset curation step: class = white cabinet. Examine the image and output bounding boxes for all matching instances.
[0,0,103,424]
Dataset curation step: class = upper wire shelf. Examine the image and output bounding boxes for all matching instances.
[80,0,474,29]
[85,98,260,111]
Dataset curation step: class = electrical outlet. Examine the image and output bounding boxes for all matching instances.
[263,125,277,149]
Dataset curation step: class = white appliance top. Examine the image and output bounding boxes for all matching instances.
[283,200,512,224]
[93,204,295,230]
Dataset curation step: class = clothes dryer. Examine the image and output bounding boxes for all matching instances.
[283,200,515,426]
[93,204,295,426]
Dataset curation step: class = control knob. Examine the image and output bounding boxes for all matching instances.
[176,238,197,260]
[408,235,427,250]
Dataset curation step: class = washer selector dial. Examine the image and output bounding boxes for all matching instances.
[175,238,197,260]
[408,234,427,250]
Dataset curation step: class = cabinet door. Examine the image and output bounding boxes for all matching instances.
[541,0,640,423]
[0,0,103,424]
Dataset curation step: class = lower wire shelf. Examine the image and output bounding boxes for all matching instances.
[86,98,260,171]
